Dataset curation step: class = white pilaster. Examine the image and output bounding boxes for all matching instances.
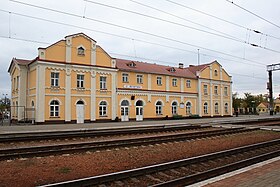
[91,41,96,65]
[111,72,117,120]
[91,70,96,121]
[166,76,169,91]
[65,37,72,63]
[180,78,184,92]
[65,66,71,122]
[148,74,151,90]
[230,81,233,116]
[198,79,202,116]
[220,83,224,116]
[18,67,27,121]
[210,65,213,117]
[36,65,45,122]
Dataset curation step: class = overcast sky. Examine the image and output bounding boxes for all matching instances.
[1,0,280,98]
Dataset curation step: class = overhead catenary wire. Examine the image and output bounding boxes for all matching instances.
[83,0,280,54]
[0,8,265,68]
[226,0,280,30]
[165,0,280,41]
[0,34,265,81]
[4,1,270,65]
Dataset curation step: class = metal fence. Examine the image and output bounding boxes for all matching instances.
[1,106,35,126]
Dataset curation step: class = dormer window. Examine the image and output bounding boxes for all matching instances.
[127,61,136,67]
[77,47,85,56]
[168,67,176,72]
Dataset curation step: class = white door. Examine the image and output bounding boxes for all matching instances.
[136,106,143,121]
[76,104,84,124]
[121,106,129,121]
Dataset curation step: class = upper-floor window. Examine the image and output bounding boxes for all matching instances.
[100,76,107,89]
[169,67,176,72]
[214,69,218,76]
[157,77,162,85]
[203,85,208,95]
[186,80,191,88]
[224,86,228,96]
[51,72,59,87]
[127,61,136,67]
[77,47,85,56]
[214,85,218,95]
[77,74,84,88]
[137,74,143,84]
[172,78,177,87]
[122,73,128,83]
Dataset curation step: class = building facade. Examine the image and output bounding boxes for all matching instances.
[8,33,232,124]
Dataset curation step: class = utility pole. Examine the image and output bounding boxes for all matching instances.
[197,49,200,65]
[267,63,280,115]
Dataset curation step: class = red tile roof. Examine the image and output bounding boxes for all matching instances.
[188,63,210,74]
[116,59,198,78]
[8,58,33,73]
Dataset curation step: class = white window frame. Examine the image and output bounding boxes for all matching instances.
[186,80,191,88]
[136,74,143,84]
[51,72,59,87]
[214,85,218,95]
[100,76,107,89]
[50,100,59,117]
[203,85,208,95]
[77,46,85,56]
[172,101,178,115]
[172,78,177,87]
[99,101,107,116]
[157,76,162,85]
[122,73,129,83]
[156,101,162,115]
[204,102,208,114]
[224,87,228,96]
[77,74,84,88]
[215,102,219,114]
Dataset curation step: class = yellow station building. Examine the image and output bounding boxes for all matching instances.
[8,33,232,124]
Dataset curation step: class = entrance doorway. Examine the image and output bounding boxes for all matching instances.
[76,100,84,124]
[136,100,143,121]
[121,100,129,121]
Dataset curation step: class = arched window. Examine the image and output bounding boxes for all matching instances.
[136,100,143,106]
[121,100,129,106]
[31,101,35,108]
[186,102,192,114]
[172,101,178,115]
[215,102,219,114]
[99,101,107,116]
[214,69,218,76]
[156,101,162,115]
[225,103,229,114]
[203,102,208,114]
[50,100,59,117]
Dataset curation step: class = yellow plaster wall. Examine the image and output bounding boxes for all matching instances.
[211,63,221,81]
[96,46,112,67]
[222,69,231,82]
[71,36,91,65]
[151,74,166,91]
[45,40,66,62]
[200,67,210,79]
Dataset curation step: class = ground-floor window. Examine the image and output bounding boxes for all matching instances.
[224,103,228,114]
[50,100,59,117]
[186,102,191,114]
[172,101,178,115]
[156,101,162,115]
[215,102,219,114]
[99,101,107,116]
[204,102,208,114]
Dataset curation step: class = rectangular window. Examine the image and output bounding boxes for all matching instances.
[51,72,59,87]
[122,73,128,83]
[204,85,208,95]
[16,76,19,90]
[157,77,162,85]
[224,87,228,96]
[77,74,84,88]
[13,77,16,91]
[100,76,107,89]
[172,78,177,87]
[136,74,143,84]
[214,85,218,95]
[186,80,191,88]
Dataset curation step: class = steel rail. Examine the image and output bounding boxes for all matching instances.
[39,139,280,187]
[0,127,256,160]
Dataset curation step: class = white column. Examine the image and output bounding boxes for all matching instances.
[198,79,202,116]
[65,37,72,63]
[148,74,151,90]
[210,66,213,117]
[220,83,224,116]
[18,67,27,121]
[91,71,96,121]
[230,81,233,116]
[36,65,45,122]
[65,66,71,122]
[111,72,117,120]
[166,76,169,102]
[180,78,184,92]
[91,41,96,65]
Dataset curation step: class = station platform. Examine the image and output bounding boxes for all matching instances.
[0,114,280,134]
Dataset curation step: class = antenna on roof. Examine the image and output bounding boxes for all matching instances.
[197,49,200,65]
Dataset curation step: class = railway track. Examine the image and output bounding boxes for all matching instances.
[0,127,257,160]
[40,139,280,187]
[0,124,209,143]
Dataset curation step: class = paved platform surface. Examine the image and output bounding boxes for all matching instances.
[0,114,280,134]
[194,156,280,187]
